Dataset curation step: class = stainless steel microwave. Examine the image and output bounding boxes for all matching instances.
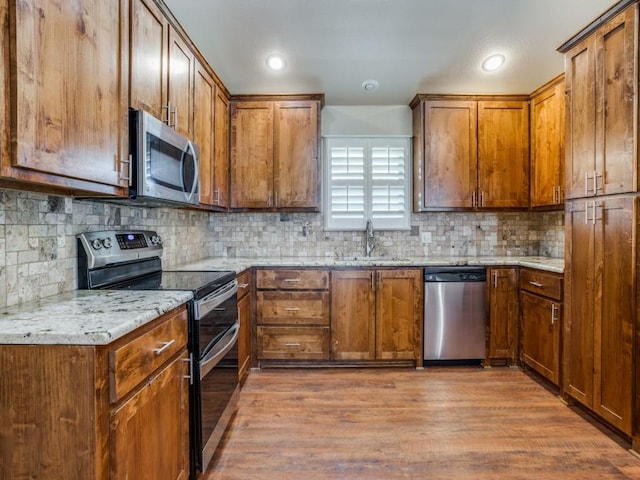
[129,109,200,206]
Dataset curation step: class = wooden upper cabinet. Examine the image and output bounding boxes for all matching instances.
[530,76,566,209]
[230,95,323,211]
[274,101,320,209]
[194,61,216,206]
[167,29,194,139]
[563,4,637,199]
[1,0,128,195]
[411,95,529,211]
[130,0,168,121]
[230,102,274,208]
[477,101,529,208]
[130,0,195,139]
[420,100,477,209]
[213,88,230,208]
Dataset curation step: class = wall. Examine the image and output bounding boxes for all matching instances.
[0,187,563,309]
[321,106,412,136]
[208,211,563,259]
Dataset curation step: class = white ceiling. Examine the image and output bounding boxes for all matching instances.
[163,0,616,105]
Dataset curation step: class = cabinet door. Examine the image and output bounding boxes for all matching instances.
[238,291,251,381]
[130,0,168,121]
[12,0,127,190]
[477,101,529,208]
[565,36,596,200]
[375,269,422,361]
[487,267,518,364]
[111,353,189,480]
[594,7,637,197]
[230,102,274,208]
[167,29,194,139]
[274,101,320,210]
[331,270,376,360]
[213,88,230,208]
[520,292,561,385]
[194,61,216,206]
[530,78,565,208]
[422,101,477,209]
[592,196,635,434]
[563,200,595,407]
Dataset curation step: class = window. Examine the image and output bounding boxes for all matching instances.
[324,137,411,230]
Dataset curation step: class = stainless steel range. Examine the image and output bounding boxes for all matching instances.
[77,230,239,478]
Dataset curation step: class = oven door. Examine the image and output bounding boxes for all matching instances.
[193,321,240,474]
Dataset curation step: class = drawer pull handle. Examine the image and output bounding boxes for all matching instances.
[529,281,543,288]
[284,307,300,311]
[284,342,301,347]
[283,278,301,283]
[239,283,250,288]
[154,340,175,355]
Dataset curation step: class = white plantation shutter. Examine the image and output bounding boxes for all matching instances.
[325,137,410,230]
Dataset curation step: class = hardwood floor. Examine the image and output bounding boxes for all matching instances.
[201,368,640,479]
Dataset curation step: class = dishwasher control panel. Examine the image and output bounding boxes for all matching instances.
[423,267,486,282]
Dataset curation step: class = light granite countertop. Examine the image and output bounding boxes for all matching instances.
[0,256,562,346]
[0,290,193,345]
[176,255,564,274]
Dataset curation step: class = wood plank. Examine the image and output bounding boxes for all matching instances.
[200,368,640,479]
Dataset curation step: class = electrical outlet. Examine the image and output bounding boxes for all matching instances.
[421,232,431,244]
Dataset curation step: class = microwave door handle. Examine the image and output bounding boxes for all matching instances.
[182,140,199,203]
[199,322,240,379]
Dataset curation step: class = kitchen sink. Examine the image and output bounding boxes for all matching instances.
[334,256,409,263]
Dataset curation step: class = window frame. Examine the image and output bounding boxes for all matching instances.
[323,135,412,231]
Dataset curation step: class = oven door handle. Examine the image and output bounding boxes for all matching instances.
[199,321,240,379]
[196,279,238,319]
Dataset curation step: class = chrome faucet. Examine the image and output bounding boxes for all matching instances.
[365,219,375,257]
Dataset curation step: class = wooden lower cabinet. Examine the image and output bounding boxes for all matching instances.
[565,197,635,435]
[256,268,330,362]
[111,354,189,480]
[520,291,561,385]
[0,306,189,479]
[486,267,518,365]
[331,270,376,360]
[257,326,330,360]
[237,269,252,381]
[331,268,422,363]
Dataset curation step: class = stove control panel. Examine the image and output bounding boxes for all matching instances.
[77,230,163,269]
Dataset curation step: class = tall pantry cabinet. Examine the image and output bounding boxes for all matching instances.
[560,0,638,440]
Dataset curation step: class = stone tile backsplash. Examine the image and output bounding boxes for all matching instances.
[0,188,564,308]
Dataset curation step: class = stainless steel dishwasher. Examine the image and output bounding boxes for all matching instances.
[423,267,487,364]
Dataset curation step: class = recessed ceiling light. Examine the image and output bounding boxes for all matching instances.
[482,53,505,72]
[361,79,379,93]
[266,54,286,71]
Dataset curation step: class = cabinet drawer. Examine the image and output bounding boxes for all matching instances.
[109,307,188,402]
[237,269,251,300]
[257,291,329,326]
[257,326,330,360]
[256,269,329,290]
[519,268,563,300]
